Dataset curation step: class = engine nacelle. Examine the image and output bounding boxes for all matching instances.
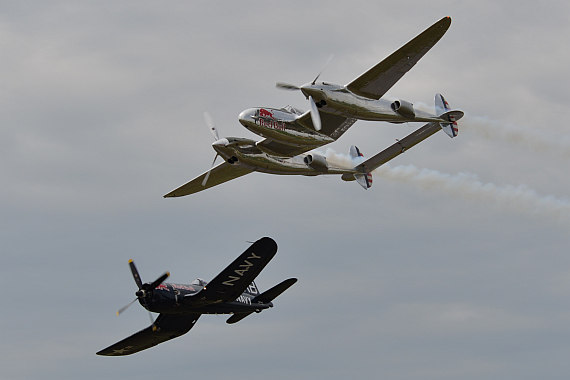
[304,153,328,172]
[391,99,415,118]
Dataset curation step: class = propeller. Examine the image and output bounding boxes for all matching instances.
[276,55,334,90]
[204,111,219,141]
[116,259,170,320]
[201,112,222,187]
[275,82,301,91]
[308,96,321,131]
[202,153,219,187]
[311,54,334,85]
[274,87,322,131]
[275,56,332,132]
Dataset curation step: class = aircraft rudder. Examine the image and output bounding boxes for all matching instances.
[435,93,462,138]
[349,145,373,189]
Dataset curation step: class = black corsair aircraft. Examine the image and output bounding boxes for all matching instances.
[97,237,296,356]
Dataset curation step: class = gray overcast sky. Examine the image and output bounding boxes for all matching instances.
[2,1,570,379]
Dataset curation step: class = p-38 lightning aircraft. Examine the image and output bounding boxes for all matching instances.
[164,17,463,197]
[97,237,296,356]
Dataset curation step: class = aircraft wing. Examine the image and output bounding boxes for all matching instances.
[164,161,253,197]
[256,112,357,157]
[356,122,440,173]
[255,138,315,157]
[199,237,278,303]
[345,17,451,100]
[297,110,358,141]
[96,313,200,356]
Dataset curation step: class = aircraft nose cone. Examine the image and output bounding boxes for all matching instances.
[300,83,319,98]
[238,109,249,120]
[212,138,229,147]
[238,108,256,125]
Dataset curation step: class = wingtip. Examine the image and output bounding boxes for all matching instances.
[287,278,299,286]
[252,237,278,253]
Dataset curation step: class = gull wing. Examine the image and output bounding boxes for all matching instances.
[199,237,278,303]
[164,161,253,197]
[96,313,200,356]
[345,17,451,100]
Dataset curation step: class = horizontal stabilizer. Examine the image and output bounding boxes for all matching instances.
[226,312,253,324]
[226,278,297,324]
[253,278,297,304]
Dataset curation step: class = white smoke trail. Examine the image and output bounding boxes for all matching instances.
[413,101,570,155]
[376,164,570,220]
[320,148,570,222]
[462,116,570,156]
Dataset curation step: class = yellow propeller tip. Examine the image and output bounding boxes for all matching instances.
[128,259,133,263]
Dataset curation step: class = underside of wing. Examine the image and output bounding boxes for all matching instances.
[255,138,315,158]
[96,314,200,356]
[345,17,451,100]
[296,110,358,141]
[356,122,441,173]
[164,161,253,197]
[200,237,278,303]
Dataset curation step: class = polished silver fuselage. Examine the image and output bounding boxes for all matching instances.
[212,137,356,176]
[239,107,334,147]
[300,82,443,122]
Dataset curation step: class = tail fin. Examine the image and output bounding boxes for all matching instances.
[244,281,260,296]
[349,146,373,190]
[435,93,462,138]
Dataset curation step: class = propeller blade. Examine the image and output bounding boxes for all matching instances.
[204,112,219,141]
[311,54,334,85]
[147,272,170,291]
[308,96,322,131]
[276,82,301,91]
[201,153,219,187]
[116,298,138,316]
[128,259,143,290]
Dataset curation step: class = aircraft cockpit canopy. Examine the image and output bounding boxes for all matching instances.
[281,105,303,115]
[191,278,207,287]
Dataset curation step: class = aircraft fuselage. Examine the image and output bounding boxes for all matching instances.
[239,107,333,146]
[140,282,272,315]
[300,82,443,123]
[211,137,357,176]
